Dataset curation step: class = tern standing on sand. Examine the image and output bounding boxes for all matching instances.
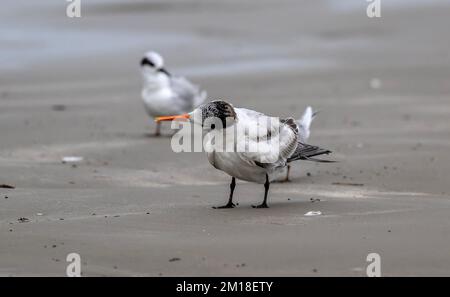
[156,101,332,208]
[140,51,207,136]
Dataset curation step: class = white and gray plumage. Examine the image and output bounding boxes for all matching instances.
[140,51,206,136]
[156,101,332,208]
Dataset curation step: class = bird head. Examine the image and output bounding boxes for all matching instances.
[140,51,171,76]
[155,100,237,130]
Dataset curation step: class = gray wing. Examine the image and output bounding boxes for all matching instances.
[170,76,206,111]
[237,108,267,119]
[243,117,299,168]
[278,118,299,160]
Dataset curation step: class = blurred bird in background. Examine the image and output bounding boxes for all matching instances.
[140,51,207,136]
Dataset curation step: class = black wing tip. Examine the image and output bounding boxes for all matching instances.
[287,143,334,163]
[302,156,337,163]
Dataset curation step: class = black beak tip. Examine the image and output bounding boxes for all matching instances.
[159,68,171,77]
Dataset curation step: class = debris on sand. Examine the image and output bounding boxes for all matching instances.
[62,156,83,164]
[310,198,320,203]
[0,184,15,189]
[332,182,364,187]
[51,104,67,111]
[369,78,382,89]
[169,257,181,262]
[304,211,322,217]
[18,217,30,223]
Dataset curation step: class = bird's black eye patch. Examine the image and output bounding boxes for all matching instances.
[141,58,155,67]
[211,124,216,130]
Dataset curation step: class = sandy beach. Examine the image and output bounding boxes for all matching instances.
[1,0,450,276]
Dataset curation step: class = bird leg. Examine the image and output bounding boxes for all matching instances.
[252,174,270,208]
[213,177,236,209]
[154,121,161,137]
[283,165,291,182]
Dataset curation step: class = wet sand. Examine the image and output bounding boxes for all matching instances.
[1,0,450,276]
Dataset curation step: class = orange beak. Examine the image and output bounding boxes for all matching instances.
[155,113,190,122]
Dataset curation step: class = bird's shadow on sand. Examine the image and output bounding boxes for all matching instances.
[143,132,174,139]
[209,200,315,214]
[115,132,174,140]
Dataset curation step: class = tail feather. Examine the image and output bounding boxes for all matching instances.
[298,106,316,142]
